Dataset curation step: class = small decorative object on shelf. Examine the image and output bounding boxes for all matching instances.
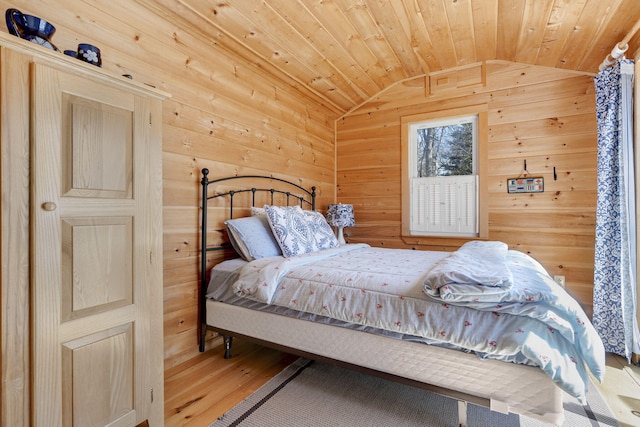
[77,43,101,67]
[326,203,355,245]
[5,8,60,51]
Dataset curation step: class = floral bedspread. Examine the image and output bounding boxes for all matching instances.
[232,244,605,402]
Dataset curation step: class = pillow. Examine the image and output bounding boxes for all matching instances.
[250,206,266,217]
[225,216,282,261]
[302,210,340,250]
[264,205,339,257]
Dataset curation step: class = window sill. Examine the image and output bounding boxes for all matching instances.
[401,235,483,249]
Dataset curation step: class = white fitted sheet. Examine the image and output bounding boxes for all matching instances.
[206,299,565,426]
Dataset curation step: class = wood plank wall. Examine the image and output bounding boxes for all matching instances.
[336,60,598,311]
[1,3,604,421]
[0,0,338,375]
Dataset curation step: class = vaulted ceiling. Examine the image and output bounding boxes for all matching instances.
[147,0,640,114]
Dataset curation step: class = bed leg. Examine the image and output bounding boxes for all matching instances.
[199,324,206,352]
[457,401,467,427]
[223,335,233,359]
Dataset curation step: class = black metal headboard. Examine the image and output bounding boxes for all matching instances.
[199,168,317,350]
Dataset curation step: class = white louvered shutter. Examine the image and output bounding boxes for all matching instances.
[411,175,477,235]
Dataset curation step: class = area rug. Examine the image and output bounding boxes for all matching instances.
[210,358,620,427]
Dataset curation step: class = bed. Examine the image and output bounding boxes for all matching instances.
[199,169,605,427]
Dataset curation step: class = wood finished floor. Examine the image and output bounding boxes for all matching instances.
[598,353,640,427]
[164,338,298,427]
[165,338,640,427]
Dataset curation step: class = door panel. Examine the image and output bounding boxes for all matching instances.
[31,63,156,427]
[62,324,134,427]
[61,217,133,321]
[61,93,133,198]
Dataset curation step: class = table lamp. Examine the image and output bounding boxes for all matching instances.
[326,203,355,245]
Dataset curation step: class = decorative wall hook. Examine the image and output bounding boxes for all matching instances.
[507,159,544,193]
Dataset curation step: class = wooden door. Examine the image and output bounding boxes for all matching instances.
[31,62,163,427]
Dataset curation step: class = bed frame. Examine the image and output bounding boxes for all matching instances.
[199,168,316,352]
[198,169,565,426]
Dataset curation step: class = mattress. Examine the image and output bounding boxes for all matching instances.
[206,299,564,425]
[206,258,462,348]
[203,246,593,425]
[207,246,604,402]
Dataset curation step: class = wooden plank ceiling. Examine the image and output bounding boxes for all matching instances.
[146,0,640,114]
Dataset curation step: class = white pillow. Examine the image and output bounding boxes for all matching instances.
[250,206,267,217]
[225,216,282,261]
[264,205,339,257]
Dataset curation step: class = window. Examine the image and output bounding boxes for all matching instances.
[401,107,487,240]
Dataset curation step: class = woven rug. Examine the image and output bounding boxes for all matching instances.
[210,358,620,427]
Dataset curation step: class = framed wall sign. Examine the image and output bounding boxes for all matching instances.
[507,177,544,193]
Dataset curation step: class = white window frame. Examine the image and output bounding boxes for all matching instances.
[407,115,478,237]
[401,106,488,242]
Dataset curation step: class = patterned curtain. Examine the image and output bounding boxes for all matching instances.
[593,58,639,361]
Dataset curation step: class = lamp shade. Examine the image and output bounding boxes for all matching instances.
[326,204,355,227]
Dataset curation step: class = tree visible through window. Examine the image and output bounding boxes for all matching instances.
[416,121,474,178]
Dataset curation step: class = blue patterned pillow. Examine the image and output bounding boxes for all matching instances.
[225,216,282,261]
[303,210,340,251]
[264,205,339,257]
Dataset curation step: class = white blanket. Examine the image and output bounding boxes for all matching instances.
[423,241,513,301]
[231,244,605,403]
